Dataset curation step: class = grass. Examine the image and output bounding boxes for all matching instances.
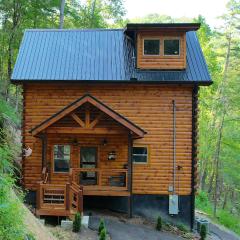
[196,191,240,236]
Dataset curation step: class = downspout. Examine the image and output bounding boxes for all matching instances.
[172,100,176,194]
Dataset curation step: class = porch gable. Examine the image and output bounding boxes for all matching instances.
[30,94,146,138]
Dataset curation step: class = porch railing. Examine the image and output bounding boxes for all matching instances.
[70,168,128,191]
[36,181,83,216]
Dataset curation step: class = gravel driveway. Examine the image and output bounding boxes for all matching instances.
[89,216,183,240]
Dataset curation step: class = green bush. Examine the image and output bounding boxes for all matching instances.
[200,224,207,240]
[99,228,107,240]
[217,210,240,235]
[25,233,36,240]
[195,191,212,215]
[72,212,81,232]
[0,144,28,240]
[0,98,20,126]
[177,224,188,233]
[98,218,105,235]
[156,216,162,231]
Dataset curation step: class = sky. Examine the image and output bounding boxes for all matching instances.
[124,0,229,28]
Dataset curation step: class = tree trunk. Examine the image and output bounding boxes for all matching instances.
[213,110,226,217]
[222,185,229,210]
[59,0,65,29]
[212,31,232,218]
[200,164,207,191]
[207,169,215,195]
[91,0,97,28]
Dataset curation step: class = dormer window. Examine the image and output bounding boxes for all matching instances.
[143,39,160,55]
[164,39,180,56]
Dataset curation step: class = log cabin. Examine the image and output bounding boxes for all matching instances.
[11,23,212,228]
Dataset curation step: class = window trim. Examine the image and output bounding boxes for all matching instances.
[163,38,181,57]
[52,144,71,174]
[132,145,149,164]
[143,38,161,56]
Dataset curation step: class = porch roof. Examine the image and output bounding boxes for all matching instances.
[30,94,146,138]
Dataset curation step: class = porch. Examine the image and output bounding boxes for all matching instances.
[36,166,129,217]
[32,94,146,217]
[70,168,129,196]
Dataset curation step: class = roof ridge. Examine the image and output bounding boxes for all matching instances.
[25,28,124,32]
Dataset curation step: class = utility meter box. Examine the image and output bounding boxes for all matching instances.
[169,194,179,215]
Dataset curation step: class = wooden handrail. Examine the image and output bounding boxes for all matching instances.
[36,181,83,216]
[70,168,128,190]
[41,167,49,183]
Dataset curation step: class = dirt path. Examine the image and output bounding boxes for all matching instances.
[23,204,57,240]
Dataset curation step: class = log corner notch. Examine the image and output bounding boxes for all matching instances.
[191,85,199,230]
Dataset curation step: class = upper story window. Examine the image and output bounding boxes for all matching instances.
[143,39,160,55]
[54,145,70,172]
[164,39,180,56]
[133,146,148,163]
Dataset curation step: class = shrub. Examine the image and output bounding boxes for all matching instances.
[0,146,28,240]
[98,218,105,235]
[195,191,213,215]
[99,228,107,240]
[25,233,36,240]
[72,212,81,232]
[156,216,162,231]
[177,224,188,233]
[200,224,207,240]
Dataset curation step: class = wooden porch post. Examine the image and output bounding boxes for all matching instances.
[41,133,47,169]
[128,131,133,218]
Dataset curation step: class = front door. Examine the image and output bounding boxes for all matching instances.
[80,147,97,185]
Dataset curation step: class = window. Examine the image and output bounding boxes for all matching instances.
[54,145,70,172]
[132,147,148,163]
[164,39,180,55]
[144,39,160,55]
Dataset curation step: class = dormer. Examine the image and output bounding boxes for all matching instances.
[125,23,200,70]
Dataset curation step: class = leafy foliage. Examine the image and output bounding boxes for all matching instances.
[98,218,105,235]
[72,212,82,232]
[200,224,207,240]
[99,227,107,240]
[0,119,27,239]
[156,216,162,231]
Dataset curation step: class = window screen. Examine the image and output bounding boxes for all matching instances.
[54,145,70,172]
[164,39,180,55]
[133,147,148,163]
[144,39,160,55]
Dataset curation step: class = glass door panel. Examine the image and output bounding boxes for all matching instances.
[80,147,97,185]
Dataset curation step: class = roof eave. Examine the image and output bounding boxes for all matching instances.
[11,79,213,86]
[125,23,201,33]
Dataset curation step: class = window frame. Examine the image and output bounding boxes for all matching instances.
[163,38,181,57]
[53,144,71,174]
[132,145,149,164]
[143,38,161,56]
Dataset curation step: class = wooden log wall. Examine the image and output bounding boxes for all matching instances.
[23,83,195,195]
[137,31,186,69]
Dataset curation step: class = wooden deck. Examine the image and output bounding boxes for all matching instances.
[36,168,130,217]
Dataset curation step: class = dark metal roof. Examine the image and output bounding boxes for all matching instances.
[11,28,211,85]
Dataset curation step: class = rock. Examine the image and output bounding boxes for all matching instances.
[61,220,73,230]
